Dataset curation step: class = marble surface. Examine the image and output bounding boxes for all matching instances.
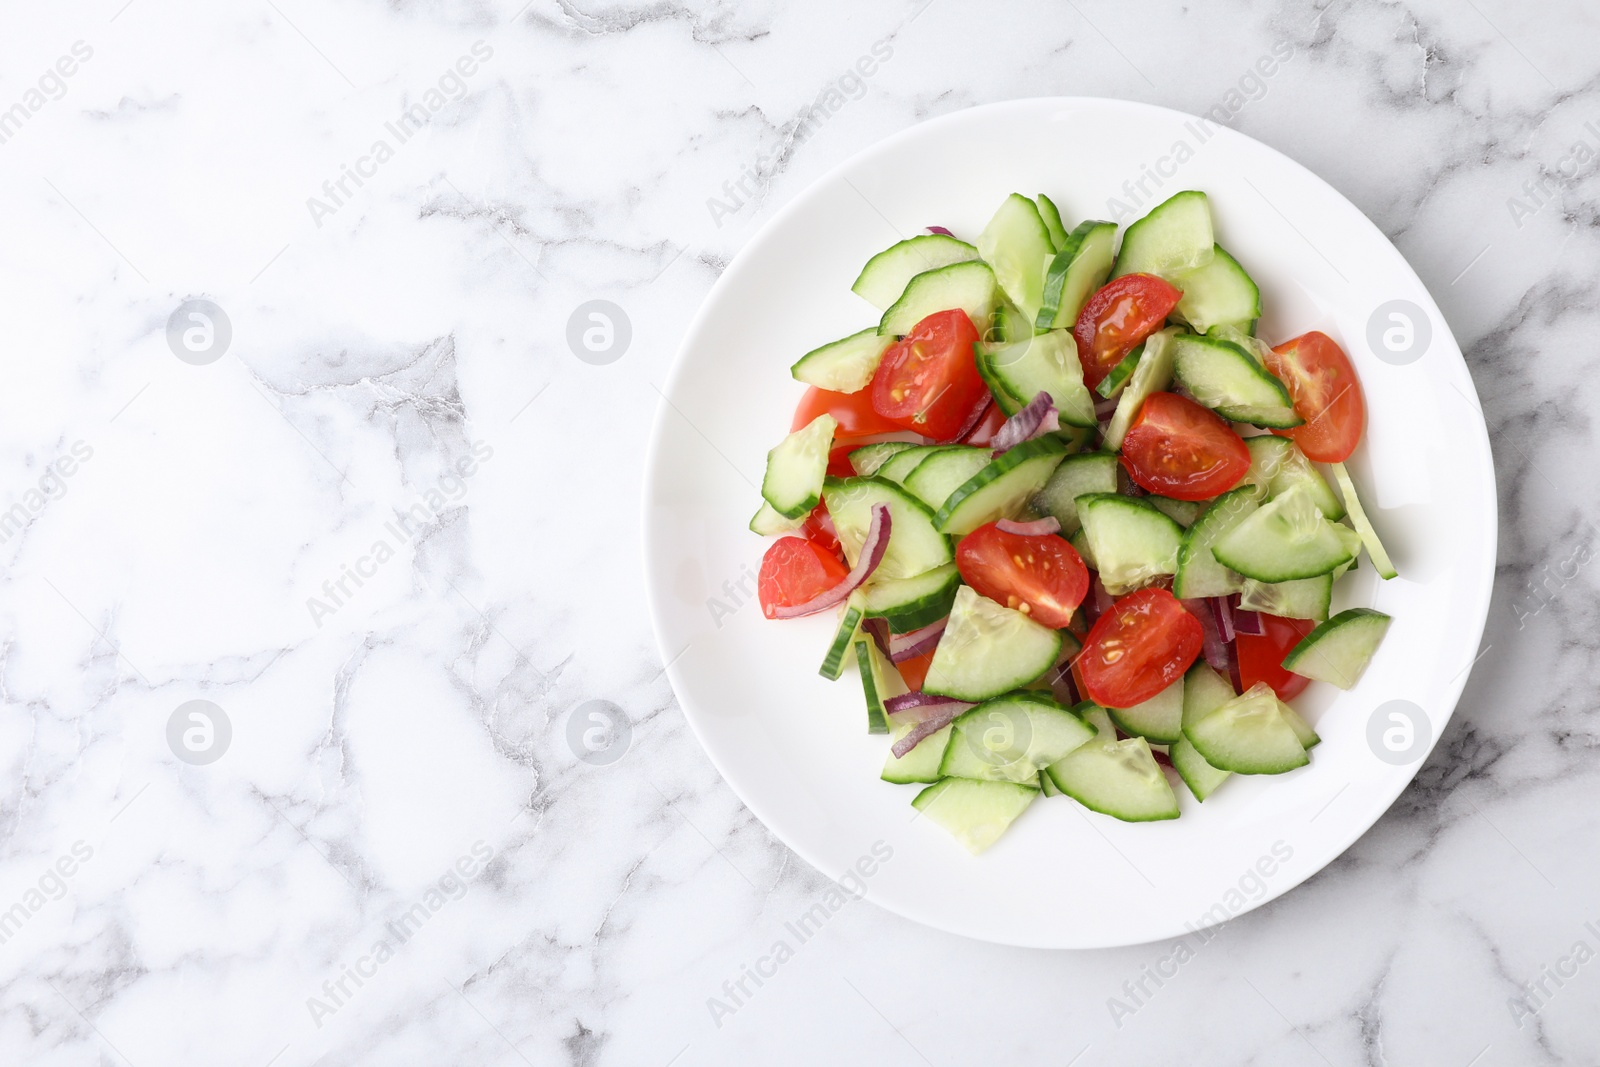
[2,0,1596,1063]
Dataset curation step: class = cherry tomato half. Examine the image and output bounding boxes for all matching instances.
[1073,273,1184,389]
[825,444,856,478]
[1264,331,1365,462]
[1078,588,1203,708]
[800,502,840,556]
[757,537,849,619]
[792,387,905,440]
[1237,613,1317,700]
[1120,392,1251,501]
[955,522,1089,629]
[869,309,987,441]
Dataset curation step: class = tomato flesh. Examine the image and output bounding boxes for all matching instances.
[800,502,840,556]
[896,649,936,691]
[869,309,987,441]
[1264,331,1365,462]
[1237,614,1317,700]
[959,401,1006,446]
[1078,588,1203,708]
[825,444,856,478]
[1120,392,1251,500]
[757,537,850,619]
[955,522,1088,629]
[1073,274,1184,389]
[792,386,905,440]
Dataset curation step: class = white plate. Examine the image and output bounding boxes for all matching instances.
[643,98,1495,948]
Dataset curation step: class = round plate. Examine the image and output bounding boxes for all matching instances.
[643,98,1494,948]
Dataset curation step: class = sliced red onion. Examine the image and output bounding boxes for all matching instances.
[992,391,1060,452]
[951,396,993,444]
[888,618,946,662]
[1227,646,1243,693]
[1044,643,1082,706]
[1232,597,1263,636]
[926,226,955,237]
[861,616,892,659]
[1182,597,1230,671]
[1093,395,1119,420]
[996,516,1061,536]
[884,690,960,714]
[889,699,972,757]
[1211,596,1236,644]
[770,504,891,619]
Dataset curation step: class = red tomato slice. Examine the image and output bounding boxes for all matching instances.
[1073,274,1183,389]
[896,648,936,691]
[1264,331,1365,462]
[825,444,856,478]
[1237,614,1317,700]
[757,537,849,619]
[1078,588,1203,708]
[800,502,840,556]
[869,309,987,441]
[792,387,906,440]
[955,522,1088,629]
[1120,392,1251,500]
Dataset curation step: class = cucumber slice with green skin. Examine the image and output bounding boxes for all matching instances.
[1242,436,1344,520]
[1171,335,1303,428]
[1238,574,1333,621]
[933,436,1069,535]
[761,413,836,518]
[861,562,961,631]
[1036,221,1118,331]
[1182,662,1236,727]
[923,586,1064,703]
[1107,675,1184,742]
[1184,682,1309,775]
[855,638,892,734]
[939,692,1097,784]
[1146,495,1207,527]
[1211,484,1357,583]
[749,501,805,536]
[989,297,1032,345]
[911,777,1038,855]
[879,260,999,338]
[1103,326,1180,451]
[852,234,979,311]
[790,329,894,393]
[1172,486,1259,598]
[1046,704,1181,822]
[977,193,1055,324]
[1069,526,1096,569]
[882,721,953,784]
[903,446,995,510]
[823,476,954,580]
[1036,194,1069,250]
[1279,702,1320,749]
[975,342,1026,416]
[849,441,918,477]
[819,594,866,681]
[1031,451,1119,535]
[1095,343,1143,400]
[877,444,953,485]
[1330,463,1399,579]
[985,330,1098,428]
[1112,190,1215,281]
[1077,493,1183,595]
[1038,768,1062,796]
[1173,244,1260,334]
[1170,737,1230,801]
[1281,608,1393,689]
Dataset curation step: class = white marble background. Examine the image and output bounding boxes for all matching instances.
[1,0,1596,1063]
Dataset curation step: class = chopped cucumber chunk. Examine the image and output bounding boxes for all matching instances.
[1184,682,1309,775]
[912,777,1038,855]
[849,441,918,477]
[1281,608,1393,689]
[1238,574,1333,621]
[761,413,836,519]
[1242,436,1344,519]
[877,444,954,485]
[749,501,805,536]
[1077,493,1183,595]
[1031,451,1120,535]
[977,193,1056,324]
[1095,343,1143,400]
[860,562,962,632]
[1211,485,1357,583]
[984,330,1098,428]
[1103,326,1181,451]
[1146,495,1206,527]
[1112,190,1215,281]
[1330,462,1399,579]
[1173,486,1258,598]
[1173,244,1260,334]
[882,721,953,784]
[923,586,1063,703]
[1171,334,1302,428]
[819,594,866,681]
[823,476,954,580]
[1036,221,1117,330]
[1046,705,1180,822]
[879,260,998,338]
[852,234,979,311]
[855,638,893,734]
[940,692,1096,784]
[790,329,893,393]
[1036,193,1069,250]
[903,446,995,510]
[1107,675,1184,743]
[933,436,1069,535]
[1169,738,1231,801]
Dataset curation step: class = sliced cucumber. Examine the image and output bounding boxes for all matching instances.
[819,593,865,681]
[879,260,998,338]
[1173,244,1259,334]
[882,721,954,784]
[1036,221,1117,330]
[1169,738,1230,801]
[989,297,1032,345]
[861,562,961,632]
[985,330,1098,428]
[939,692,1096,784]
[761,413,836,519]
[903,446,995,510]
[1095,343,1143,400]
[849,441,918,477]
[855,637,892,734]
[1107,675,1184,743]
[1172,486,1258,598]
[852,233,979,311]
[823,476,954,580]
[977,194,1055,324]
[1046,705,1180,822]
[1242,436,1344,519]
[877,444,952,485]
[933,436,1068,536]
[1031,451,1120,535]
[1171,335,1302,428]
[1184,682,1309,775]
[1238,574,1333,621]
[1038,767,1062,796]
[749,501,805,536]
[1182,662,1236,726]
[1211,484,1357,583]
[1068,526,1096,569]
[790,329,893,393]
[1103,326,1181,451]
[1279,702,1321,749]
[1112,190,1215,281]
[1036,194,1069,250]
[911,777,1037,855]
[1146,495,1206,527]
[976,342,1026,416]
[1330,463,1399,579]
[923,586,1063,703]
[1281,607,1392,689]
[1077,493,1183,594]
